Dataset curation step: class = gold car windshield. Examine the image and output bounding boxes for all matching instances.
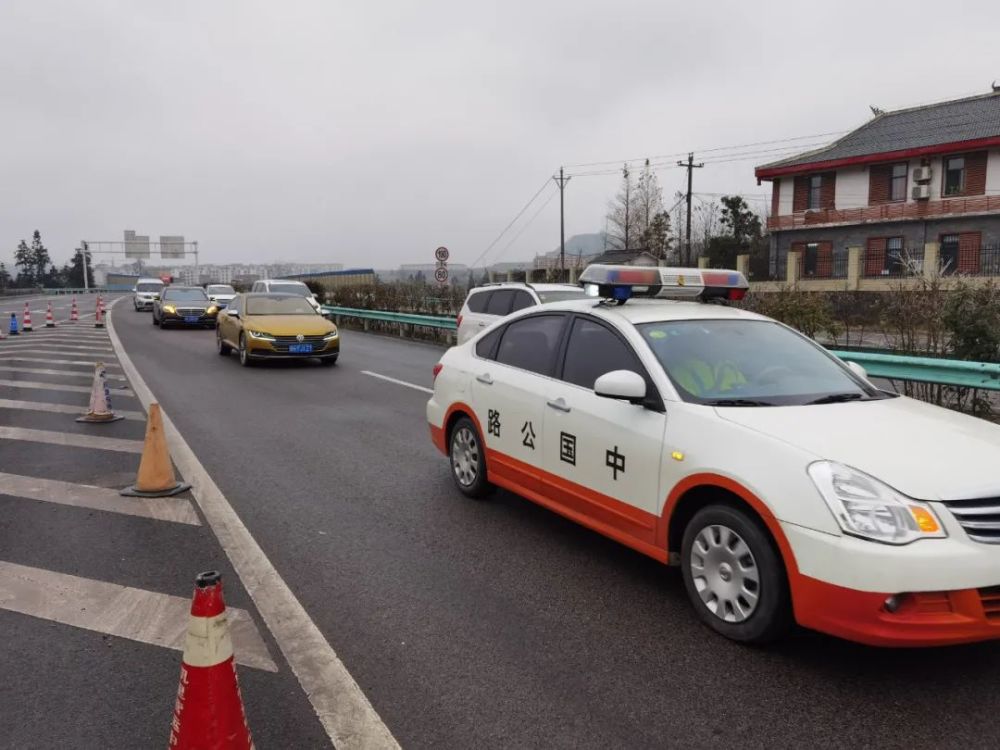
[246,295,316,315]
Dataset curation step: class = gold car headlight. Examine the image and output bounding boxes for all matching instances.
[247,329,276,341]
[323,327,339,340]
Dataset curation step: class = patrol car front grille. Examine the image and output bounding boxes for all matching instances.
[941,497,1000,544]
[980,587,1000,622]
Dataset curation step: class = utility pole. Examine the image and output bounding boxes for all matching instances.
[81,242,90,292]
[552,167,571,279]
[676,152,704,265]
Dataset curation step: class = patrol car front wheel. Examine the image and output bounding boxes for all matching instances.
[681,504,791,644]
[449,417,492,499]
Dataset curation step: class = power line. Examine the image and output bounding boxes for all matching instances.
[469,176,553,269]
[498,188,559,257]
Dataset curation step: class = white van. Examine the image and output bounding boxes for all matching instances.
[249,279,322,313]
[133,278,165,311]
[456,282,590,344]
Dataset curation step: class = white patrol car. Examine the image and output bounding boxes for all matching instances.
[427,264,1000,646]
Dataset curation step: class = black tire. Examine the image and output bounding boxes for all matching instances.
[321,355,338,366]
[238,334,253,367]
[680,504,791,645]
[448,416,492,499]
[152,312,159,326]
[217,327,232,356]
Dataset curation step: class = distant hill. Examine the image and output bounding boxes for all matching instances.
[538,232,606,261]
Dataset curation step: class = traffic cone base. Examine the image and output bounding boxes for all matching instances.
[78,363,125,424]
[120,402,191,497]
[168,571,254,749]
[45,302,56,327]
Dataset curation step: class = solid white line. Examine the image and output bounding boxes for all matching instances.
[0,356,121,368]
[0,349,117,360]
[0,561,276,672]
[361,370,433,395]
[107,300,399,748]
[0,472,199,525]
[0,365,127,380]
[0,397,143,420]
[0,378,132,396]
[0,426,144,453]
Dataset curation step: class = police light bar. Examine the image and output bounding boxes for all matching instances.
[578,264,748,302]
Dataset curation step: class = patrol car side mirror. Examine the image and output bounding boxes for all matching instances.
[594,370,646,404]
[845,361,868,380]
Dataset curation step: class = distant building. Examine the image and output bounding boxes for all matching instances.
[756,89,1000,278]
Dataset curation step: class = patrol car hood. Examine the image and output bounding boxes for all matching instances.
[717,396,1000,501]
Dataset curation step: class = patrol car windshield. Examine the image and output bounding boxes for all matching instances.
[246,295,316,315]
[136,282,163,292]
[637,320,886,406]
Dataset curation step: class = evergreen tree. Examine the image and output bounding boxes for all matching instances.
[14,239,33,285]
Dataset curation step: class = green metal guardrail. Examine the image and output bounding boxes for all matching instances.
[322,306,1000,391]
[830,350,1000,391]
[321,305,457,330]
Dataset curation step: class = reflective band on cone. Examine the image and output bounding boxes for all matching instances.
[168,571,254,750]
[70,298,79,323]
[22,303,32,331]
[120,402,190,497]
[77,362,125,423]
[45,302,56,327]
[94,297,104,328]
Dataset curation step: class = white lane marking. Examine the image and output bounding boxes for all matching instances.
[0,365,127,380]
[0,561,276,672]
[0,350,120,362]
[107,299,400,748]
[0,472,199,525]
[361,370,433,395]
[0,378,133,396]
[0,425,143,453]
[19,332,110,341]
[0,356,121,369]
[0,398,143,420]
[1,341,113,352]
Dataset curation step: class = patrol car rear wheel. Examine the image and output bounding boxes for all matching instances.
[449,417,491,499]
[681,504,791,644]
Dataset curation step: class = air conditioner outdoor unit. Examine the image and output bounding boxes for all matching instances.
[912,166,932,182]
[911,184,931,200]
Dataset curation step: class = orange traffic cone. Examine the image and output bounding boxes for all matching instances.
[45,301,56,327]
[168,571,254,750]
[70,297,79,323]
[76,363,125,423]
[22,302,33,331]
[94,297,104,328]
[120,403,190,497]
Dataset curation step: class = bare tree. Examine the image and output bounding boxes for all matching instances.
[605,164,641,251]
[634,160,663,239]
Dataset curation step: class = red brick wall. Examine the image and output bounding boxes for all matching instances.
[793,177,809,212]
[865,237,887,276]
[819,172,836,209]
[959,231,981,273]
[868,164,892,204]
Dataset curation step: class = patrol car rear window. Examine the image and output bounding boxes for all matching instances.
[466,290,492,313]
[495,314,565,375]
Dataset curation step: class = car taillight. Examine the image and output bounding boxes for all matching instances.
[432,363,443,382]
[456,314,463,328]
[727,288,747,301]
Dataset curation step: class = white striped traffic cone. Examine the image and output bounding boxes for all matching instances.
[70,297,79,323]
[45,302,56,328]
[94,296,104,328]
[22,302,33,331]
[76,362,125,423]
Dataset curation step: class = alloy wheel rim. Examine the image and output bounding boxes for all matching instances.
[451,427,479,487]
[690,524,760,623]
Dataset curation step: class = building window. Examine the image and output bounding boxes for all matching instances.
[940,234,959,273]
[808,175,822,209]
[943,157,965,196]
[890,163,907,201]
[885,237,903,273]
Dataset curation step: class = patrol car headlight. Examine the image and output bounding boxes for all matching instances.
[808,462,946,545]
[247,329,276,341]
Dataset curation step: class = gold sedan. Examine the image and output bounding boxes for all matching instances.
[216,293,339,367]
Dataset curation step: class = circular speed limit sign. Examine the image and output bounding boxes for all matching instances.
[434,267,449,283]
[434,246,450,262]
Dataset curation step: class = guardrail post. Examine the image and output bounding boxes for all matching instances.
[786,251,801,288]
[736,254,750,277]
[847,246,862,291]
[363,319,370,332]
[697,256,709,269]
[569,267,579,284]
[923,241,940,280]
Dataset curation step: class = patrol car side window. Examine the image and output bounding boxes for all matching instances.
[561,317,644,390]
[509,290,534,312]
[466,290,492,313]
[486,289,516,315]
[475,327,502,359]
[495,314,566,375]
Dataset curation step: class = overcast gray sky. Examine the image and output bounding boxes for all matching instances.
[2,0,999,272]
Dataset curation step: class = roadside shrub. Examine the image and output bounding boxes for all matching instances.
[740,286,841,340]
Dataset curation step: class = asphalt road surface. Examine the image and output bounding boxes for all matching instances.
[111,300,1000,749]
[4,293,1000,749]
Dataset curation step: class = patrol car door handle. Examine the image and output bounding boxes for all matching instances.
[546,398,571,413]
[476,373,494,385]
